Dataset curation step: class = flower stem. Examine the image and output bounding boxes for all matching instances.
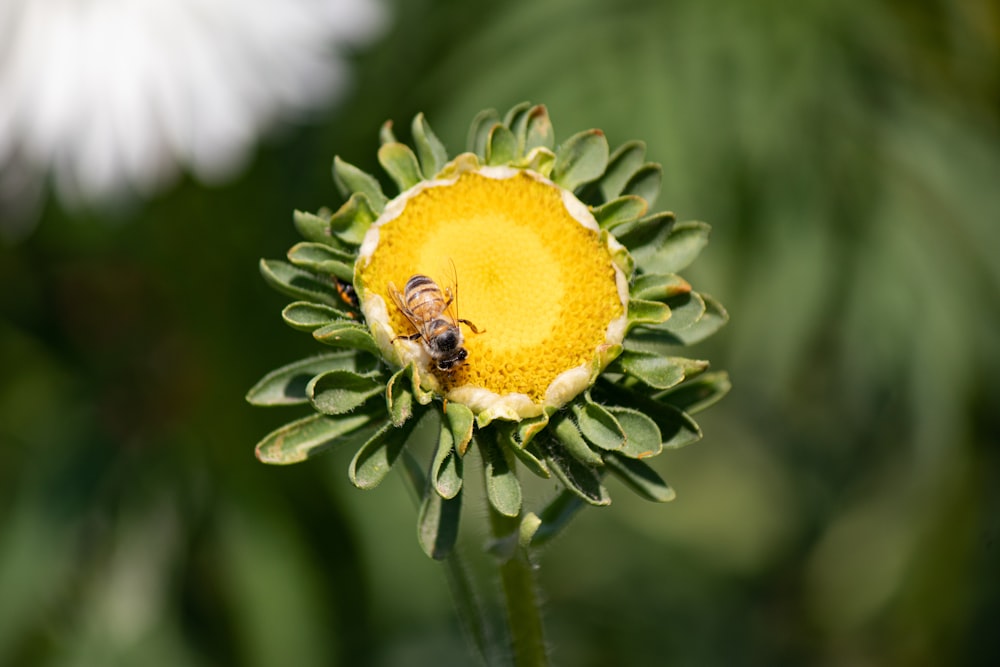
[489,508,550,667]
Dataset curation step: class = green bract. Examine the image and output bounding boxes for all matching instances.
[248,103,730,558]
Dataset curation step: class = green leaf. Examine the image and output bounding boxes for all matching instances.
[659,292,707,332]
[551,414,603,466]
[349,417,419,489]
[259,259,339,306]
[523,105,555,153]
[528,491,586,549]
[281,301,349,332]
[411,112,448,178]
[552,129,609,192]
[666,293,729,345]
[503,101,532,131]
[631,273,691,301]
[603,452,675,502]
[599,141,647,201]
[592,195,648,231]
[467,108,501,157]
[307,369,384,415]
[605,405,662,458]
[572,394,625,451]
[329,192,377,246]
[479,432,522,517]
[378,142,423,192]
[246,352,370,406]
[332,156,387,212]
[287,242,355,282]
[293,210,338,248]
[541,440,610,506]
[417,482,462,561]
[621,163,663,207]
[496,423,550,479]
[486,124,517,166]
[657,370,732,415]
[255,413,374,464]
[386,365,414,426]
[445,401,475,456]
[640,220,711,274]
[379,119,397,145]
[431,426,463,499]
[616,211,676,252]
[627,298,672,329]
[312,321,380,355]
[656,404,703,449]
[618,351,708,390]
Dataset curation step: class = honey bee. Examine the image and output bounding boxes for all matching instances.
[388,272,483,371]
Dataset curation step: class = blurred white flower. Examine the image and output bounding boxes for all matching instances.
[0,0,385,238]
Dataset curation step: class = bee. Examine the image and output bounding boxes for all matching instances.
[388,272,483,371]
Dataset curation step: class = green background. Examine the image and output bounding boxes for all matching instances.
[2,0,998,665]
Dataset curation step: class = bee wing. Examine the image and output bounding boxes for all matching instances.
[388,281,422,335]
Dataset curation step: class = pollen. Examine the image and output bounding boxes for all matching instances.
[358,169,624,404]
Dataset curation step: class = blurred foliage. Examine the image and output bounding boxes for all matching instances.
[2,0,998,665]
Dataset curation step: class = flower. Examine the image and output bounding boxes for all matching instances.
[248,103,730,558]
[0,0,385,238]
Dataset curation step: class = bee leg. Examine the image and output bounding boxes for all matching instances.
[392,332,423,343]
[459,319,484,334]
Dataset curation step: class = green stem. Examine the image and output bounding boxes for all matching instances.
[489,508,550,667]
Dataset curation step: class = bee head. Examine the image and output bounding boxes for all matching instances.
[436,348,467,371]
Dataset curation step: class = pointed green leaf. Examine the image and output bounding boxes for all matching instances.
[656,404,703,449]
[657,370,732,415]
[552,129,609,192]
[659,292,707,332]
[641,220,711,274]
[293,209,339,248]
[411,112,449,178]
[246,352,370,406]
[386,365,414,426]
[255,413,374,464]
[592,195,648,231]
[603,452,675,502]
[349,417,418,489]
[627,298,672,329]
[281,301,350,332]
[541,440,610,506]
[486,124,517,166]
[666,294,729,345]
[467,108,501,157]
[379,119,397,146]
[503,101,533,132]
[307,369,384,415]
[616,211,676,252]
[552,414,603,466]
[631,273,691,301]
[259,258,339,306]
[599,141,647,201]
[431,426,463,499]
[605,405,662,458]
[496,423,550,479]
[618,351,708,390]
[622,163,663,207]
[287,242,355,282]
[572,395,626,451]
[312,321,380,355]
[445,401,475,456]
[332,156,387,212]
[378,142,422,192]
[329,192,377,246]
[479,432,522,517]
[523,105,555,152]
[417,483,462,560]
[528,491,586,549]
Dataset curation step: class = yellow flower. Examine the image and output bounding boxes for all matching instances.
[249,103,730,558]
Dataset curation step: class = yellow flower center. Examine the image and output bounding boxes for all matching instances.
[358,168,624,406]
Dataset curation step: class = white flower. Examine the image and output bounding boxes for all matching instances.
[0,0,385,238]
